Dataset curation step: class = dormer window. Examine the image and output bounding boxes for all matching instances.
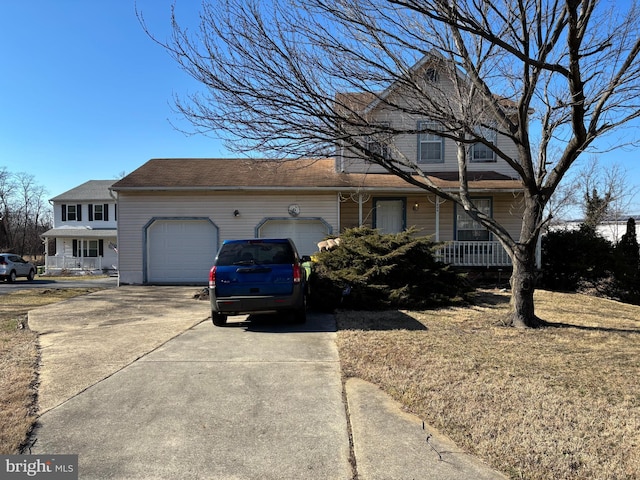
[424,67,439,83]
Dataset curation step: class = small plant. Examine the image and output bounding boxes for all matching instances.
[309,226,470,310]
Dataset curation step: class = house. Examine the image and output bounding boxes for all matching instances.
[552,217,640,244]
[111,157,523,285]
[111,55,527,285]
[41,180,118,274]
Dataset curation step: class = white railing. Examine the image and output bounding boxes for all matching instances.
[436,241,512,267]
[45,256,104,271]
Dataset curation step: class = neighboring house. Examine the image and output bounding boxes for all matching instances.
[112,55,527,285]
[552,217,640,244]
[41,180,118,274]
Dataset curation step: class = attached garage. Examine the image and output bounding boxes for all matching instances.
[146,218,218,284]
[258,219,330,257]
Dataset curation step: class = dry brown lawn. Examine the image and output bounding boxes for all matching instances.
[0,288,103,454]
[337,289,640,480]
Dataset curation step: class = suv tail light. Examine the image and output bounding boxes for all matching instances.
[208,266,217,288]
[0,258,6,265]
[292,263,302,284]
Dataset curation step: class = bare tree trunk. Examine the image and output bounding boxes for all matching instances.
[510,244,541,328]
[509,192,543,328]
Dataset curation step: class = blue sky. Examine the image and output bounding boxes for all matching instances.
[1,1,639,213]
[1,0,228,199]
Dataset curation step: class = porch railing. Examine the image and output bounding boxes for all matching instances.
[45,256,104,271]
[436,241,512,267]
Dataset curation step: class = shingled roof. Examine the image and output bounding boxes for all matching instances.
[50,180,116,202]
[110,158,522,192]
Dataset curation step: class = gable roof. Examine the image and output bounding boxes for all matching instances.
[342,51,520,116]
[110,158,522,193]
[50,180,116,202]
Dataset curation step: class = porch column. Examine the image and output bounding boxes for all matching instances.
[435,199,440,242]
[358,193,363,226]
[43,237,49,271]
[430,196,445,242]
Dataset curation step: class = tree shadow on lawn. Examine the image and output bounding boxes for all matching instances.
[538,319,640,335]
[336,310,428,331]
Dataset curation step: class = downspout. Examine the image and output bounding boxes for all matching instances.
[110,188,120,287]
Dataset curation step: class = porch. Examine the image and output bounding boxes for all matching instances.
[437,240,511,267]
[436,240,542,268]
[44,255,117,274]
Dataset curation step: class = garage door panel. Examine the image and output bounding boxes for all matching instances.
[259,220,329,256]
[147,220,217,283]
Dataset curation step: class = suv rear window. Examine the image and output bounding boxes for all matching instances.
[216,241,295,266]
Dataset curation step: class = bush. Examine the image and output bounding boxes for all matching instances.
[541,226,614,292]
[613,218,640,304]
[308,226,470,311]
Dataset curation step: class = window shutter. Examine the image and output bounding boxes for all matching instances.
[62,204,67,222]
[77,204,82,221]
[72,239,78,257]
[88,204,94,221]
[99,239,104,256]
[104,203,109,221]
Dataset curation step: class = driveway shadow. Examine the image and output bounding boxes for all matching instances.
[219,311,338,333]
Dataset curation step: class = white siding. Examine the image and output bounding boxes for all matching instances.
[116,191,339,284]
[53,202,118,229]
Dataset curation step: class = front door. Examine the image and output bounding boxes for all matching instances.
[373,199,405,234]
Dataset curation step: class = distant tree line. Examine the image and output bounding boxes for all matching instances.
[0,167,52,258]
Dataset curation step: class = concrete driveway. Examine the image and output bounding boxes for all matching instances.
[27,286,506,480]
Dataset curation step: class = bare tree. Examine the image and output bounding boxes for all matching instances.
[0,168,51,256]
[547,156,638,237]
[0,167,16,250]
[142,0,640,327]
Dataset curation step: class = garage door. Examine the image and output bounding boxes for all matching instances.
[259,219,329,257]
[147,219,217,284]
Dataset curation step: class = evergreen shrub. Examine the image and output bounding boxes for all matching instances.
[308,226,470,311]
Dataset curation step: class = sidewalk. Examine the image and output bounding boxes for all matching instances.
[28,286,505,479]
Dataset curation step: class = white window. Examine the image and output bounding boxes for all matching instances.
[471,124,497,162]
[83,240,99,258]
[456,198,492,241]
[418,121,444,163]
[94,204,104,221]
[89,203,109,221]
[63,204,81,221]
[365,123,390,160]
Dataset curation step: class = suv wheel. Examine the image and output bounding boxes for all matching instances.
[212,312,228,327]
[293,294,307,324]
[8,271,16,283]
[27,269,35,281]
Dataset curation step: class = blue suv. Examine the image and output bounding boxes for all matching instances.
[208,239,308,326]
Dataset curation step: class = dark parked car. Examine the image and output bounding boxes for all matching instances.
[208,238,308,326]
[0,253,36,282]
